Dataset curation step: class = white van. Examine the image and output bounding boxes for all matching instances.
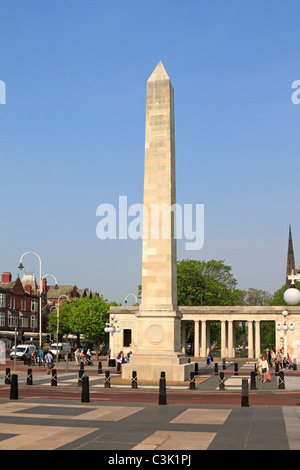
[50,343,71,359]
[10,345,36,361]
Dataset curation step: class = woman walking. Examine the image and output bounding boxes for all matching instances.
[261,356,269,383]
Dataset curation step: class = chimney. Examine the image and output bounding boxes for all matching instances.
[1,272,12,283]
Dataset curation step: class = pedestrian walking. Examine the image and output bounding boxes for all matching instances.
[261,356,269,383]
[44,351,53,375]
[266,348,272,368]
[75,348,80,365]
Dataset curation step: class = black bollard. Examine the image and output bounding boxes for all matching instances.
[98,361,102,374]
[222,358,226,370]
[254,364,258,376]
[214,363,218,375]
[10,374,18,400]
[189,371,196,390]
[275,363,279,376]
[234,363,239,376]
[219,371,225,390]
[194,363,199,376]
[51,369,57,386]
[250,371,256,390]
[81,376,90,402]
[241,378,249,407]
[132,371,138,389]
[27,368,33,385]
[104,370,111,388]
[4,368,11,385]
[117,361,121,374]
[78,369,84,387]
[159,372,167,405]
[278,371,285,389]
[80,362,84,372]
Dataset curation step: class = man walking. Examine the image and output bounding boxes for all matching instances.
[45,350,53,375]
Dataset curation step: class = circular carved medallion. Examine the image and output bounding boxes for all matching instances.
[145,324,164,344]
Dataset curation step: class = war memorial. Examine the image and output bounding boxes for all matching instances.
[109,62,300,380]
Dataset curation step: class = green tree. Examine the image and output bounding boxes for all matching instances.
[176,259,242,349]
[48,295,116,358]
[239,288,273,306]
[177,259,241,306]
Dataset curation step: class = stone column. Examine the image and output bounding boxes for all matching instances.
[255,320,261,358]
[228,320,234,358]
[248,320,254,358]
[200,320,207,357]
[181,322,186,354]
[221,320,227,358]
[194,320,200,357]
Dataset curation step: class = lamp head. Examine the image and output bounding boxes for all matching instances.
[284,287,300,305]
[18,262,24,270]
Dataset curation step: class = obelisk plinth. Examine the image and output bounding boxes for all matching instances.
[122,62,193,381]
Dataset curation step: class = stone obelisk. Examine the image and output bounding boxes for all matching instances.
[122,62,193,381]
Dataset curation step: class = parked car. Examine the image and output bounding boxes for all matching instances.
[10,345,36,361]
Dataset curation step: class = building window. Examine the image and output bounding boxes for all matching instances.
[20,299,26,311]
[19,315,29,328]
[31,300,38,312]
[123,329,132,348]
[8,312,18,328]
[0,294,6,307]
[0,313,5,327]
[9,297,15,309]
[31,315,38,329]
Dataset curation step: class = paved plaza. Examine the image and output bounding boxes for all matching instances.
[0,360,299,453]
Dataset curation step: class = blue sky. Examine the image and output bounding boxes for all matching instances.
[0,0,299,303]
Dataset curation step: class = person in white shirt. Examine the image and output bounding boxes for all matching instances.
[261,356,269,383]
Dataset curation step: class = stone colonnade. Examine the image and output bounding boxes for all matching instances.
[109,305,300,362]
[181,319,261,358]
[179,306,300,360]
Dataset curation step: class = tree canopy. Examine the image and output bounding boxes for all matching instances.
[47,295,118,356]
[177,259,242,306]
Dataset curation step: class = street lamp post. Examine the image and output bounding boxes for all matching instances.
[50,293,69,368]
[104,313,121,364]
[276,309,295,354]
[284,269,300,305]
[125,293,138,305]
[18,252,43,349]
[56,294,69,366]
[18,253,58,351]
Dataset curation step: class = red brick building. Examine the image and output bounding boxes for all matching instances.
[0,272,40,345]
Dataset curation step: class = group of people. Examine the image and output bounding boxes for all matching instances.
[74,348,93,366]
[257,348,295,383]
[265,348,294,370]
[116,350,132,363]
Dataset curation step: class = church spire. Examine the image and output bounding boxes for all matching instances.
[286,225,296,285]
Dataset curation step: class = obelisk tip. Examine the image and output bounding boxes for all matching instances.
[148,61,170,82]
